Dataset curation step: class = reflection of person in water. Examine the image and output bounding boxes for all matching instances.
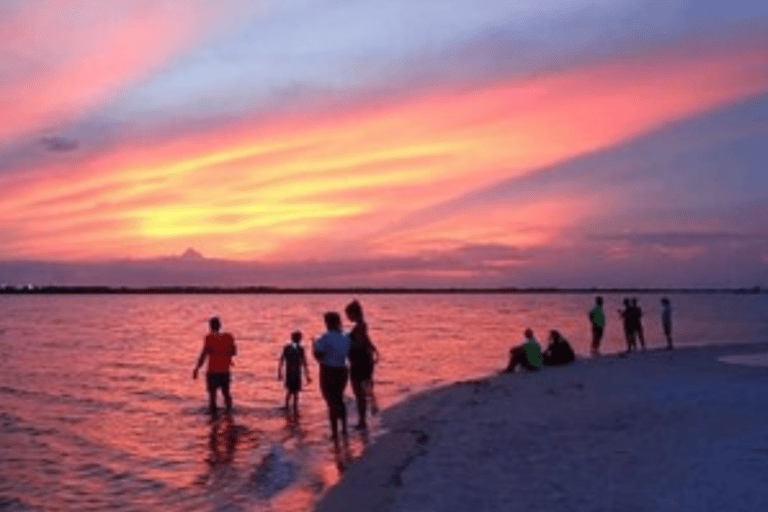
[207,415,237,467]
[313,312,351,442]
[277,330,311,414]
[504,328,543,372]
[193,316,237,417]
[543,330,576,366]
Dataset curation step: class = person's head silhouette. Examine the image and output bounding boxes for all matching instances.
[324,312,342,331]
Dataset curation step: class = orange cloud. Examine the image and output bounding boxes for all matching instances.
[1,35,767,261]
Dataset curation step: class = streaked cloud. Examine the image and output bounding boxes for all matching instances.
[0,1,767,286]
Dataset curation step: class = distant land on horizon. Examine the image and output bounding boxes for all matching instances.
[0,284,764,295]
[1,246,766,291]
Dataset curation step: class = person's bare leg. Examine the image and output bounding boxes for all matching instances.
[367,380,378,415]
[208,389,218,417]
[351,379,367,428]
[337,395,348,438]
[222,383,232,414]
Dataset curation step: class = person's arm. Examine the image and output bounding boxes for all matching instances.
[359,324,379,363]
[277,349,285,380]
[192,343,208,379]
[370,342,379,364]
[313,336,325,362]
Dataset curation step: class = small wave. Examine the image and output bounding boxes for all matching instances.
[0,495,43,511]
[131,389,185,402]
[107,374,147,383]
[0,411,58,438]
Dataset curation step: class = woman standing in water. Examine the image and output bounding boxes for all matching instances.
[345,300,380,430]
[313,312,351,441]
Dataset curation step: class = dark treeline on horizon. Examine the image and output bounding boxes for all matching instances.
[0,285,764,295]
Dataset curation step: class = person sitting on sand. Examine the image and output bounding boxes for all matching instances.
[504,328,543,372]
[542,330,576,366]
[278,330,311,414]
[193,316,237,417]
[313,312,351,441]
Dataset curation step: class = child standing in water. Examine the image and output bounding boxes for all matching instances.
[277,331,311,413]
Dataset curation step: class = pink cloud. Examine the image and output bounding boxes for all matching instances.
[0,0,262,143]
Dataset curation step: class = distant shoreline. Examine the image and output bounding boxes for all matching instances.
[0,285,764,295]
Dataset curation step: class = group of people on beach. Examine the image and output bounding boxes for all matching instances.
[503,329,576,372]
[589,296,673,355]
[192,299,379,441]
[192,295,674,438]
[504,296,674,373]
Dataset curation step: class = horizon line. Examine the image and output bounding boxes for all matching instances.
[0,285,764,295]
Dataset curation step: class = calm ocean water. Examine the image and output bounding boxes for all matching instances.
[2,293,767,512]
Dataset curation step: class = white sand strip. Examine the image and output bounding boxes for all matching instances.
[719,352,768,367]
[314,342,768,512]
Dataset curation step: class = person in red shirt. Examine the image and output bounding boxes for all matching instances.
[193,317,237,417]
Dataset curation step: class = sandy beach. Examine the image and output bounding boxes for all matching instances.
[314,342,768,512]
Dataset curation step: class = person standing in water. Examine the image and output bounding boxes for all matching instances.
[588,296,605,356]
[345,300,380,430]
[193,316,237,417]
[277,330,311,414]
[661,298,673,350]
[313,312,351,442]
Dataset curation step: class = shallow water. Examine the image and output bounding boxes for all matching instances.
[1,293,767,511]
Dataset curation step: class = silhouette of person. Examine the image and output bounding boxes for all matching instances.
[619,298,636,354]
[193,316,237,417]
[589,296,605,356]
[345,300,380,430]
[277,330,311,414]
[543,330,576,366]
[630,298,646,351]
[661,298,673,350]
[313,312,351,442]
[504,328,543,372]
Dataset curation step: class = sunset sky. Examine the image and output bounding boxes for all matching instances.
[1,0,767,287]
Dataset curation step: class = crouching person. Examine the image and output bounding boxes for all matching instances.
[542,330,576,366]
[505,328,543,372]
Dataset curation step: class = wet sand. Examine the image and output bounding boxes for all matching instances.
[314,342,768,512]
